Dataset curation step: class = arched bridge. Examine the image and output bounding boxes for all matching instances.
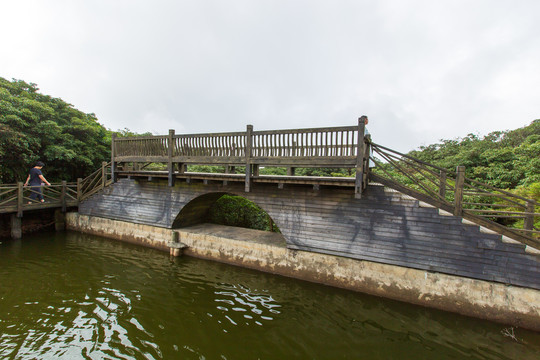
[2,119,538,290]
[75,119,539,291]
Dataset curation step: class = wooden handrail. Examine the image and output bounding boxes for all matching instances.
[369,142,539,248]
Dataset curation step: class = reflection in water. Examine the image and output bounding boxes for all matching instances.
[0,231,539,359]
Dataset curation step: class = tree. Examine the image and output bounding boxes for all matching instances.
[0,77,111,183]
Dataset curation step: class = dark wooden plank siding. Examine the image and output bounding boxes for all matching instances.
[79,178,540,290]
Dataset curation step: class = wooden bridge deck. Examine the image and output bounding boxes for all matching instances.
[118,170,356,187]
[0,182,78,217]
[0,199,79,214]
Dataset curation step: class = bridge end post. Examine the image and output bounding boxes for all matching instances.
[439,170,447,199]
[101,162,107,190]
[524,201,535,232]
[111,133,117,183]
[355,116,367,199]
[168,129,176,187]
[77,178,82,203]
[17,182,23,217]
[60,180,67,212]
[245,125,253,192]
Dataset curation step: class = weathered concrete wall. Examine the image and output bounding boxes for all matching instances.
[66,212,540,331]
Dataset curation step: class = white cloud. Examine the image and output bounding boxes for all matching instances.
[1,0,538,153]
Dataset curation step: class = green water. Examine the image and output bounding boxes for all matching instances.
[0,231,538,359]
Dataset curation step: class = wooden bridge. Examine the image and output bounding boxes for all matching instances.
[107,117,539,249]
[79,119,540,293]
[1,117,539,249]
[3,118,539,327]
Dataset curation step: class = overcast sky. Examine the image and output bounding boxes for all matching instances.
[1,0,538,152]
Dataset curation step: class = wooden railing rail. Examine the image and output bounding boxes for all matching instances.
[0,182,78,216]
[112,125,361,163]
[174,131,246,158]
[114,136,168,158]
[251,126,358,158]
[110,122,367,192]
[78,162,113,201]
[369,142,539,249]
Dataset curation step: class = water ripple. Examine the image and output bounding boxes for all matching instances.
[0,231,539,359]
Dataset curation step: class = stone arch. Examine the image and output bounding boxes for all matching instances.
[171,191,281,233]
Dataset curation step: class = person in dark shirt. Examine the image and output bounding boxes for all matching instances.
[23,161,51,203]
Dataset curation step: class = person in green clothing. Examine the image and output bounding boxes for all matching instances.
[23,161,51,203]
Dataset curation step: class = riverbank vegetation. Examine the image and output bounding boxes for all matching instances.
[376,120,539,229]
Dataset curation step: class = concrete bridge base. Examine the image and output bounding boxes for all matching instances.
[66,212,540,331]
[10,214,22,239]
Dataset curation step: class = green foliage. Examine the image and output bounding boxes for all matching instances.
[116,128,153,137]
[188,165,225,173]
[377,120,540,231]
[408,120,540,189]
[0,77,111,183]
[503,183,540,230]
[208,194,279,232]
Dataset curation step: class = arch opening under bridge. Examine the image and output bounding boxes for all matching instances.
[171,191,282,235]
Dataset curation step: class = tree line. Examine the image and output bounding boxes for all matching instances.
[0,77,111,183]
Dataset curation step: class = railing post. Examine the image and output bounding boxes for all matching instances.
[177,163,185,174]
[245,125,253,192]
[524,201,535,232]
[355,116,367,199]
[101,162,107,189]
[111,133,117,183]
[60,180,67,212]
[77,178,82,202]
[454,166,465,216]
[362,136,371,190]
[168,129,175,187]
[439,170,447,200]
[17,182,23,217]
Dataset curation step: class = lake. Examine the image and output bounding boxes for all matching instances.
[0,231,538,359]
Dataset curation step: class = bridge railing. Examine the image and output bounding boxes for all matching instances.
[368,142,540,249]
[110,119,368,191]
[0,181,78,216]
[107,120,539,248]
[251,126,358,163]
[113,125,361,166]
[78,162,113,201]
